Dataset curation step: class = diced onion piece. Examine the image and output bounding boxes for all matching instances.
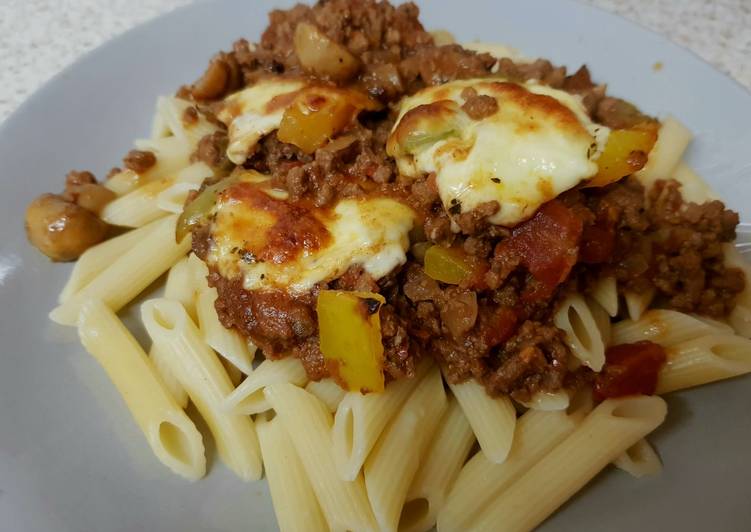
[317,290,386,393]
[294,22,360,81]
[587,123,658,187]
[277,87,377,153]
[423,245,476,285]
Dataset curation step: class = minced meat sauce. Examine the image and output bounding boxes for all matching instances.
[184,0,744,400]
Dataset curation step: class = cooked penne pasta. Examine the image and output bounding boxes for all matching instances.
[612,309,733,347]
[364,365,447,532]
[196,286,255,375]
[103,168,141,196]
[264,383,377,532]
[723,244,751,337]
[613,438,662,478]
[554,293,606,371]
[100,178,172,228]
[187,251,210,284]
[148,256,199,407]
[101,162,211,228]
[636,115,692,185]
[448,379,516,464]
[157,182,200,214]
[132,135,192,182]
[437,408,579,532]
[256,415,328,532]
[589,298,612,347]
[671,161,717,203]
[332,363,426,481]
[624,287,655,321]
[517,389,571,411]
[221,357,245,386]
[657,333,751,393]
[165,257,198,315]
[589,274,618,317]
[77,299,205,480]
[158,96,221,148]
[224,358,308,415]
[50,215,190,326]
[470,395,667,532]
[149,342,189,408]
[141,298,262,481]
[400,397,474,532]
[150,100,171,139]
[305,379,346,412]
[58,223,154,303]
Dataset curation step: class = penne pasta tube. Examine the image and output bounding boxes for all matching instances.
[364,365,447,532]
[101,161,210,228]
[264,383,377,532]
[58,223,154,303]
[333,361,428,481]
[612,309,733,347]
[554,293,606,371]
[305,379,346,412]
[729,304,751,339]
[50,215,190,326]
[589,297,612,347]
[516,389,570,411]
[256,415,328,532]
[447,379,516,464]
[104,169,141,196]
[100,177,173,228]
[158,96,220,148]
[164,256,198,320]
[470,395,667,532]
[148,256,199,407]
[400,397,474,532]
[723,244,751,337]
[636,115,692,185]
[437,408,579,532]
[589,275,618,317]
[195,286,255,375]
[221,357,244,386]
[141,298,262,481]
[157,182,200,214]
[77,299,205,480]
[150,100,171,139]
[624,287,655,321]
[132,135,192,183]
[224,358,308,415]
[149,342,189,408]
[671,161,717,203]
[613,438,662,478]
[657,333,751,394]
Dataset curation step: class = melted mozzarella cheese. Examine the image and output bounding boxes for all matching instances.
[388,78,609,227]
[208,180,415,294]
[217,79,307,164]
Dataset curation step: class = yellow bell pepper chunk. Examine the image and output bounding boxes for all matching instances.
[316,290,386,393]
[278,87,379,154]
[587,123,658,188]
[424,245,476,285]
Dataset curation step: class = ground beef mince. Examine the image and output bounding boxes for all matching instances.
[182,0,744,399]
[122,149,157,173]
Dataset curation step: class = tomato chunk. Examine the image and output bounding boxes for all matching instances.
[593,341,667,402]
[496,200,583,300]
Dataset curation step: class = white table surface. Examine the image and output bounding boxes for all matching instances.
[1,0,750,123]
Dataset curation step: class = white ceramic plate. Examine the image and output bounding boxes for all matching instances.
[2,1,750,530]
